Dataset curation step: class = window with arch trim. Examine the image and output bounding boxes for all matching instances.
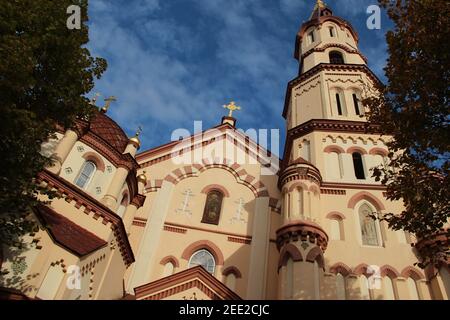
[74,161,96,189]
[201,190,224,225]
[162,261,175,277]
[358,202,381,246]
[352,152,366,180]
[406,277,421,300]
[329,217,344,241]
[329,51,344,64]
[188,249,216,274]
[308,30,315,44]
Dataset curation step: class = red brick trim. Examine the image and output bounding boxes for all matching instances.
[369,147,388,157]
[160,256,180,268]
[222,266,242,279]
[324,145,346,154]
[400,266,425,280]
[329,262,352,276]
[134,266,242,300]
[380,265,400,278]
[37,170,135,266]
[181,240,224,266]
[227,237,251,245]
[305,247,325,269]
[201,185,230,198]
[301,43,368,64]
[321,182,386,191]
[347,146,368,155]
[163,225,187,234]
[326,211,346,220]
[164,222,252,242]
[321,189,346,195]
[347,191,385,211]
[276,220,329,252]
[353,263,370,276]
[81,152,106,172]
[278,243,303,270]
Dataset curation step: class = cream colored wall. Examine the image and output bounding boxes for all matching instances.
[60,141,124,203]
[300,23,361,73]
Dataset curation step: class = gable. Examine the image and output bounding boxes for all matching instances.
[134,266,241,300]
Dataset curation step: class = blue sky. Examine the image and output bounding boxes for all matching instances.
[87,0,392,154]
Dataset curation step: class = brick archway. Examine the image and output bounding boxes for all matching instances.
[163,159,269,198]
[347,191,386,211]
[181,240,225,266]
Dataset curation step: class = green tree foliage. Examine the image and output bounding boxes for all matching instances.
[0,0,107,247]
[364,0,449,268]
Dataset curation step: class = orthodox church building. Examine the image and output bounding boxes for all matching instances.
[1,1,448,300]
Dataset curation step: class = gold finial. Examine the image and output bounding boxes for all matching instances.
[137,170,147,185]
[101,96,117,113]
[223,101,241,118]
[316,0,326,8]
[129,126,143,149]
[90,93,101,106]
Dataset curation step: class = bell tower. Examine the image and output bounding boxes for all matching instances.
[276,0,382,300]
[284,0,379,132]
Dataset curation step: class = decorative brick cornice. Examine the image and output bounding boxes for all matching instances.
[301,43,368,64]
[282,119,381,169]
[278,160,322,189]
[276,220,328,252]
[36,170,135,266]
[283,64,382,119]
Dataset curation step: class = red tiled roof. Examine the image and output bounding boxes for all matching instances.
[90,111,129,153]
[35,205,107,257]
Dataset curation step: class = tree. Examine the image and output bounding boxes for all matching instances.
[364,0,449,269]
[0,0,107,248]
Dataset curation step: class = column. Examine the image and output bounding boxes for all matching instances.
[127,180,175,292]
[246,196,270,300]
[102,166,129,209]
[47,129,78,174]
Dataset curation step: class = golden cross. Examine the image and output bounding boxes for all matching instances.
[316,0,325,8]
[101,96,117,113]
[223,101,241,118]
[136,125,143,137]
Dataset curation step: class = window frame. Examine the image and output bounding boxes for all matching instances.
[357,202,383,247]
[74,160,96,190]
[188,249,216,275]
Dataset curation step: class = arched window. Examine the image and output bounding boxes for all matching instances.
[201,190,223,225]
[329,26,335,37]
[352,152,366,179]
[74,161,96,189]
[188,249,216,274]
[359,203,381,246]
[162,262,175,277]
[329,51,344,64]
[329,218,343,241]
[336,273,347,300]
[308,30,315,44]
[352,93,362,116]
[325,151,343,179]
[383,276,396,300]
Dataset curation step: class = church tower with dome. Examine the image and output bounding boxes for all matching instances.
[0,1,448,300]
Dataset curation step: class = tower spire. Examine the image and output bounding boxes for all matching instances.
[309,0,332,20]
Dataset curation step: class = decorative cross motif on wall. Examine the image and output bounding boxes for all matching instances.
[230,198,247,224]
[176,189,194,217]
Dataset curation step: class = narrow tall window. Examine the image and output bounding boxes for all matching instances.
[329,51,344,64]
[308,31,315,44]
[75,161,96,189]
[162,262,174,277]
[352,152,365,179]
[359,203,380,246]
[329,27,335,37]
[407,278,420,300]
[359,275,371,300]
[330,218,342,241]
[353,94,361,115]
[188,249,216,274]
[336,94,343,115]
[201,190,224,225]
